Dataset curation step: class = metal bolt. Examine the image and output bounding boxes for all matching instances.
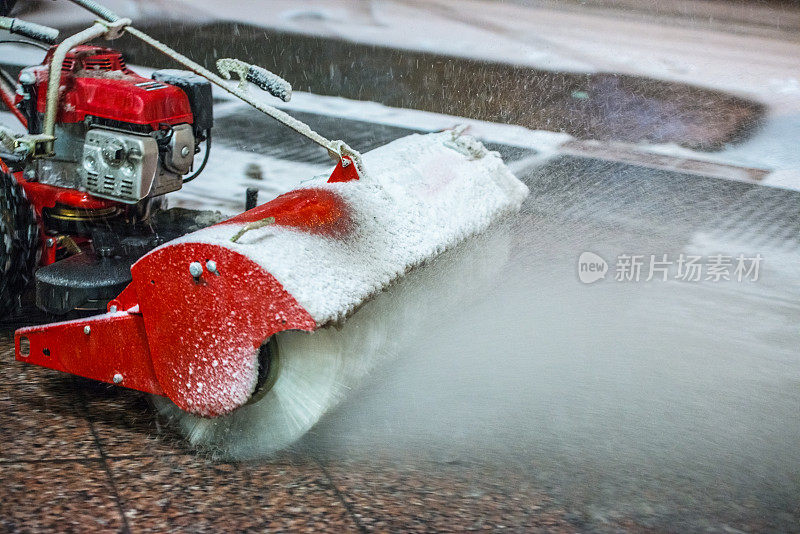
[83,325,91,335]
[181,146,190,157]
[112,373,123,384]
[206,260,218,275]
[189,261,203,278]
[46,238,55,247]
[109,305,118,313]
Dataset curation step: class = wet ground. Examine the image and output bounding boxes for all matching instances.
[111,20,764,151]
[0,343,573,532]
[2,109,799,530]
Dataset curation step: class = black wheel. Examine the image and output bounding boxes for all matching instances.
[0,170,39,316]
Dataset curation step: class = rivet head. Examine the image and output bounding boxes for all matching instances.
[109,305,118,313]
[46,238,55,247]
[206,260,218,274]
[83,325,91,335]
[181,146,190,157]
[189,262,203,277]
[113,373,123,384]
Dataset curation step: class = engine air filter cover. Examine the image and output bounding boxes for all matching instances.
[80,127,158,203]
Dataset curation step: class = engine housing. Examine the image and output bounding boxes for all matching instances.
[16,46,212,204]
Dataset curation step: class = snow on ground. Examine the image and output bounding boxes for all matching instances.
[169,143,326,214]
[177,0,800,189]
[174,0,800,104]
[212,83,800,192]
[4,1,799,190]
[171,90,565,214]
[240,90,571,157]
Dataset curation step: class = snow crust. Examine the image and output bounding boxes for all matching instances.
[167,131,528,325]
[148,68,207,86]
[246,64,292,103]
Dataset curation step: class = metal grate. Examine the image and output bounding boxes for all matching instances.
[84,58,114,71]
[119,179,134,197]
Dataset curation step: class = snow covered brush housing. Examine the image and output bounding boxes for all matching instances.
[15,131,528,422]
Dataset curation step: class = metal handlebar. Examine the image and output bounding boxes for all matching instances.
[0,17,59,44]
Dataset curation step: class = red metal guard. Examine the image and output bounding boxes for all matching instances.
[15,310,163,395]
[14,242,317,416]
[11,171,360,414]
[327,155,360,183]
[221,187,352,237]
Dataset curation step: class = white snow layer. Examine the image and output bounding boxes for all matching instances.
[171,142,326,213]
[168,130,528,325]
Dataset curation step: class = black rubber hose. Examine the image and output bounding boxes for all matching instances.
[182,129,211,184]
[0,39,49,51]
[6,18,58,44]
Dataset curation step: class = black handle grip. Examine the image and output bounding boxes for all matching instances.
[9,18,59,44]
[246,65,292,102]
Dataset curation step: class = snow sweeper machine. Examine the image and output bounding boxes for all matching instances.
[0,0,527,453]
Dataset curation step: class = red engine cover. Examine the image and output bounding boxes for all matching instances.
[29,45,193,128]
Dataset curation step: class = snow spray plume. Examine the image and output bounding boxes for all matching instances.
[153,222,514,459]
[296,156,800,531]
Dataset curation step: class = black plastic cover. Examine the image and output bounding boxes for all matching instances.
[35,253,133,314]
[152,69,213,134]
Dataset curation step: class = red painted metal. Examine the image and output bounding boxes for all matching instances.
[327,155,360,183]
[14,242,317,415]
[15,311,164,396]
[26,46,193,128]
[0,82,26,127]
[222,187,352,237]
[16,175,119,216]
[108,282,140,312]
[40,235,56,265]
[130,242,316,416]
[42,45,131,73]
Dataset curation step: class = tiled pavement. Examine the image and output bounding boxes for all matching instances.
[0,332,575,533]
[3,145,798,533]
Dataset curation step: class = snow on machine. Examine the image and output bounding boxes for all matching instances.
[1,0,528,454]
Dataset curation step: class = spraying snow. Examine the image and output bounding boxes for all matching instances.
[294,156,800,531]
[154,222,514,458]
[152,131,526,454]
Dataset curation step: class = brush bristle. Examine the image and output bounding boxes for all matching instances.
[152,224,512,459]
